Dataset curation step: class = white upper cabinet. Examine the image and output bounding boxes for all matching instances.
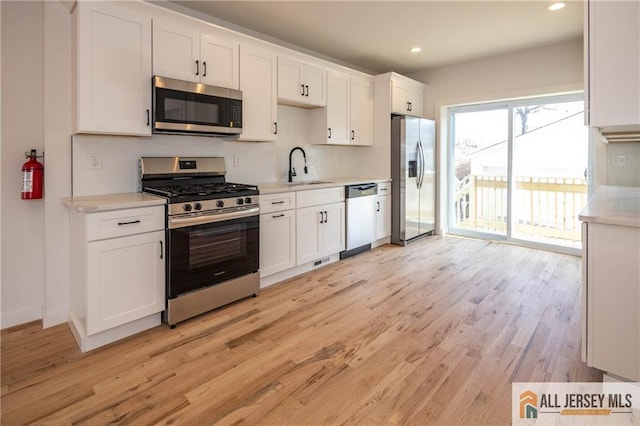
[238,45,278,142]
[349,76,373,146]
[278,56,326,107]
[199,34,239,89]
[391,78,424,117]
[152,21,199,83]
[586,0,640,133]
[153,20,239,89]
[313,71,373,146]
[74,1,152,136]
[325,71,350,145]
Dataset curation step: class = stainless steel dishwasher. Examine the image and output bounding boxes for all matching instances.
[341,183,378,259]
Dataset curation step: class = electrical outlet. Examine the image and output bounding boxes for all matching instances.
[233,155,241,167]
[613,155,628,168]
[89,154,102,170]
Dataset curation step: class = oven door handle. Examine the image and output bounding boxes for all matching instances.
[168,207,259,229]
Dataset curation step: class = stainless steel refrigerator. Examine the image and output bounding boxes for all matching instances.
[391,115,435,245]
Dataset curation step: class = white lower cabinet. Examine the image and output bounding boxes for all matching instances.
[68,204,165,351]
[86,230,165,334]
[296,187,345,265]
[583,222,640,381]
[375,181,392,239]
[260,193,296,277]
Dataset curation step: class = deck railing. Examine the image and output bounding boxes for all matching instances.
[454,175,588,243]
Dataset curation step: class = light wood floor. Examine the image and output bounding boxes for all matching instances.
[1,236,601,425]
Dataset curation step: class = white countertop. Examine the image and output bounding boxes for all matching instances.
[258,178,391,194]
[578,185,640,228]
[63,192,166,213]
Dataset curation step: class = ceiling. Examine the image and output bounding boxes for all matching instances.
[166,1,583,75]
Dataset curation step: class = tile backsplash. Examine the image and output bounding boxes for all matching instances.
[72,105,364,196]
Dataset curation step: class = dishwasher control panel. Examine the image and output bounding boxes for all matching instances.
[345,183,378,198]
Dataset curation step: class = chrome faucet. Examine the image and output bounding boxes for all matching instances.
[288,146,308,183]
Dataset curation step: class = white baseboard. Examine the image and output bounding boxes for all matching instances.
[1,306,42,329]
[260,253,340,289]
[68,311,161,352]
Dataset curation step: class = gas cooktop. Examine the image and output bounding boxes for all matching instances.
[139,156,259,203]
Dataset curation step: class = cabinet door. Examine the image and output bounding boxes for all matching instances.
[326,71,350,145]
[260,211,296,277]
[278,56,305,103]
[376,195,391,239]
[588,1,640,128]
[407,86,424,118]
[238,45,277,141]
[152,20,199,83]
[296,206,323,264]
[86,230,165,335]
[200,34,239,89]
[350,77,373,146]
[304,63,327,106]
[587,223,640,381]
[321,202,345,257]
[76,2,152,135]
[391,81,410,115]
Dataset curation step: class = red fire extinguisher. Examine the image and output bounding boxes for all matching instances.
[21,149,44,200]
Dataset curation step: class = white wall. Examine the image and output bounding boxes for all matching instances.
[411,38,584,111]
[408,38,585,233]
[43,0,72,327]
[1,1,46,327]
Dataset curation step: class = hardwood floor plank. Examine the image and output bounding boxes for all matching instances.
[1,236,602,425]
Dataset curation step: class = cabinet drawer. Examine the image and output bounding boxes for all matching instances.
[296,187,344,209]
[260,192,296,214]
[86,205,165,241]
[377,181,391,195]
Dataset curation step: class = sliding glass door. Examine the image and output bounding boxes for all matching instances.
[451,106,509,237]
[449,94,589,252]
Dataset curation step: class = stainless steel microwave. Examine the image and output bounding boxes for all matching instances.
[152,76,242,136]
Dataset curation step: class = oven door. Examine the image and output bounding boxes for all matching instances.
[153,76,242,135]
[167,214,258,299]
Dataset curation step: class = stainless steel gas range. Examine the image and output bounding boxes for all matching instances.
[140,157,259,327]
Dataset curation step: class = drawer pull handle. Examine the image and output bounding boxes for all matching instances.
[272,214,285,219]
[159,241,163,260]
[117,220,141,226]
[271,201,285,205]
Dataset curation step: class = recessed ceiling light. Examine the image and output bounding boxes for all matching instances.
[410,47,422,53]
[548,2,566,11]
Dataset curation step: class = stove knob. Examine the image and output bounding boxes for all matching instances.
[236,198,244,205]
[245,197,252,204]
[194,202,202,211]
[183,204,192,212]
[216,200,224,208]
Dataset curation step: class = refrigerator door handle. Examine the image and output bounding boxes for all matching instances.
[416,139,424,189]
[421,140,426,188]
